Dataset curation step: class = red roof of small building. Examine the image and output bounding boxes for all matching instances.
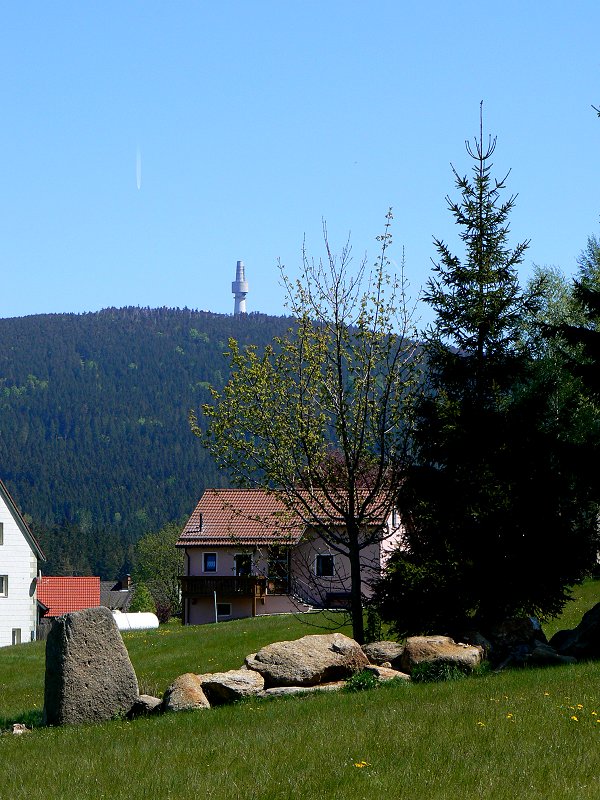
[37,576,101,617]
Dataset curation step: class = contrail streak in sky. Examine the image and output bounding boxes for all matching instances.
[136,147,142,190]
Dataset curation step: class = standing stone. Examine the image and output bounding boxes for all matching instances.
[43,606,139,726]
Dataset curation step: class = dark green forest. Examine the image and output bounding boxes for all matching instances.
[0,306,293,577]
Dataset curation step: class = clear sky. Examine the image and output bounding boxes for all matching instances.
[1,2,598,327]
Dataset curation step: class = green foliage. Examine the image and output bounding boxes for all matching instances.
[344,669,379,692]
[197,214,421,643]
[133,521,184,619]
[410,661,469,684]
[0,307,295,576]
[376,111,599,636]
[129,582,157,614]
[364,606,383,644]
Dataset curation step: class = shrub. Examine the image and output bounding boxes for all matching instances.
[344,669,380,693]
[129,582,157,614]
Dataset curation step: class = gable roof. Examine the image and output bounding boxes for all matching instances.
[0,478,46,561]
[177,489,305,547]
[100,580,134,611]
[177,487,393,549]
[37,576,101,617]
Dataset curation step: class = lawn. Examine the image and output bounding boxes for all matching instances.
[1,591,599,800]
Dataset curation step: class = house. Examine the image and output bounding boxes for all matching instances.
[0,478,46,647]
[177,488,401,626]
[100,575,135,612]
[37,576,101,618]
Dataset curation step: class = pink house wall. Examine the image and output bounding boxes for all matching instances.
[182,511,404,625]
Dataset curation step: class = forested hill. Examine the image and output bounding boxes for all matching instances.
[0,307,293,577]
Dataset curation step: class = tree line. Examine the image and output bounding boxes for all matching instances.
[0,306,294,577]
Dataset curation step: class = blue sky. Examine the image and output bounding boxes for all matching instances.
[1,2,598,327]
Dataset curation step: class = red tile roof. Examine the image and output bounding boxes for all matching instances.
[177,488,392,548]
[37,576,101,617]
[177,489,305,547]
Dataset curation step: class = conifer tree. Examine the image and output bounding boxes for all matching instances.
[374,109,598,636]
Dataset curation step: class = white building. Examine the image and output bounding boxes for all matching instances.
[0,479,45,646]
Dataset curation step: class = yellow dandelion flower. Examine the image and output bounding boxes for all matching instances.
[354,761,370,768]
[571,716,579,722]
[577,704,584,709]
[592,711,597,716]
[506,713,513,719]
[544,692,550,696]
[477,721,485,727]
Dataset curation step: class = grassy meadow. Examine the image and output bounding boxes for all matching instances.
[1,584,599,800]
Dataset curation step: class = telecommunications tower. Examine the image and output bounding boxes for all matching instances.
[232,260,249,314]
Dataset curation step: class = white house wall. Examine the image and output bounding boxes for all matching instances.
[0,497,38,647]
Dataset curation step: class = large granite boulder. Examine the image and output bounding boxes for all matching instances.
[246,633,369,688]
[362,641,404,668]
[526,643,577,667]
[400,635,483,674]
[43,606,139,726]
[162,673,210,712]
[550,602,600,660]
[198,668,264,705]
[488,617,547,653]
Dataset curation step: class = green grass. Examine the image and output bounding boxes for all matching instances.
[1,598,600,800]
[543,577,600,639]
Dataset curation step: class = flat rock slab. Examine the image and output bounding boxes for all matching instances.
[401,635,483,673]
[43,606,139,726]
[260,681,346,698]
[364,665,410,682]
[198,669,264,705]
[163,673,210,712]
[246,633,368,688]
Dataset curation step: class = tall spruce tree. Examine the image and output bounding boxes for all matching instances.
[374,110,598,636]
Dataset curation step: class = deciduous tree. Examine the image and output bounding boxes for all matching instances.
[193,213,420,643]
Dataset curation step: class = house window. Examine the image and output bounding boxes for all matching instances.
[234,554,252,577]
[203,553,217,573]
[12,629,21,646]
[0,576,7,597]
[0,521,3,544]
[315,554,335,577]
[216,603,231,617]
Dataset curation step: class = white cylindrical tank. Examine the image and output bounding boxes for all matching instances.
[112,610,159,631]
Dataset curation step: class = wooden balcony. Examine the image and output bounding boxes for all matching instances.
[179,575,267,598]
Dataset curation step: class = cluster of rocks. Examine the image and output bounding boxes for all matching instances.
[458,613,597,670]
[39,603,600,726]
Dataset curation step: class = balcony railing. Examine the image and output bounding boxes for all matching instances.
[179,575,267,598]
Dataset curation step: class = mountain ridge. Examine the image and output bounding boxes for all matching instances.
[0,306,293,576]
